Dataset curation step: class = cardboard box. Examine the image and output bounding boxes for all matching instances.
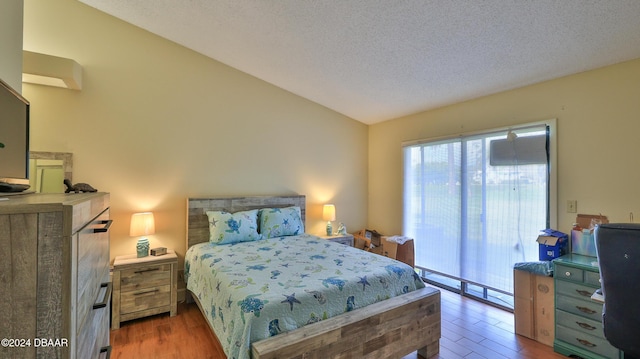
[571,214,609,257]
[354,229,382,247]
[353,232,415,267]
[514,269,555,346]
[537,229,568,261]
[575,214,609,229]
[380,236,415,267]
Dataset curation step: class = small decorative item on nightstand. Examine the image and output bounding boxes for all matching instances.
[150,247,167,256]
[323,204,336,236]
[130,212,155,258]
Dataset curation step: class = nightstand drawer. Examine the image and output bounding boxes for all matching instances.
[331,236,353,246]
[121,263,172,291]
[121,284,171,314]
[319,234,354,246]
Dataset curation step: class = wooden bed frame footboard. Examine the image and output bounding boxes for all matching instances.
[186,195,441,359]
[251,286,441,359]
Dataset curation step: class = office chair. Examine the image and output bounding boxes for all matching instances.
[594,223,640,359]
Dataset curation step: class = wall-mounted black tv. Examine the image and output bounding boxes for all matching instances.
[0,78,30,193]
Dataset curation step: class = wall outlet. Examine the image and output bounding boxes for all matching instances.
[567,200,577,213]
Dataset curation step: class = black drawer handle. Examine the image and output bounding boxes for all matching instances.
[134,267,160,274]
[93,282,112,310]
[575,289,592,297]
[134,289,159,296]
[100,345,112,359]
[576,306,597,315]
[577,338,596,348]
[576,321,596,330]
[93,220,113,233]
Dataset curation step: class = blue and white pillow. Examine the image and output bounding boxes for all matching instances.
[206,209,262,244]
[259,206,304,238]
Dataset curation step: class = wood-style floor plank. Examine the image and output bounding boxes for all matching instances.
[111,286,567,358]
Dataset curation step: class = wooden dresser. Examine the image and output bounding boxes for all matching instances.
[553,254,623,359]
[0,193,111,359]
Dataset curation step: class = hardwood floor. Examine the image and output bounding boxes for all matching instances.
[110,301,224,359]
[110,286,567,359]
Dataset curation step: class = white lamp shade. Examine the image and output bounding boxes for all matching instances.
[130,212,155,236]
[322,204,336,221]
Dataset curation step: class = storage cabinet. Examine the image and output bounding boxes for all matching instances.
[553,254,623,359]
[0,193,111,359]
[111,250,178,329]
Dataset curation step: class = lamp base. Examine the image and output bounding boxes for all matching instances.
[137,238,150,258]
[326,221,333,236]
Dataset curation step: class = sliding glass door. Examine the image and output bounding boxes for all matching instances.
[403,125,549,306]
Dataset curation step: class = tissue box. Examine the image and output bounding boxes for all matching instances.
[571,230,596,257]
[537,229,568,261]
[571,214,608,257]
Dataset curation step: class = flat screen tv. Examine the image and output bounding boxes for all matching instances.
[0,78,30,192]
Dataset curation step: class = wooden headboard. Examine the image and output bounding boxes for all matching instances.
[186,195,306,248]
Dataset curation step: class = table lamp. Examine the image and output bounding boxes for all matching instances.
[130,212,155,258]
[323,204,336,236]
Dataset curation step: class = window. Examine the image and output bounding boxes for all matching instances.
[403,122,553,308]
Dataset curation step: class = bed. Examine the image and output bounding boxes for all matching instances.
[185,195,441,359]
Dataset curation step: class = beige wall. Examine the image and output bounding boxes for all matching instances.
[0,0,24,91]
[21,0,640,265]
[369,58,640,236]
[22,0,368,264]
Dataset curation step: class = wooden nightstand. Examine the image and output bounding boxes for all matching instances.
[318,234,354,246]
[111,250,178,329]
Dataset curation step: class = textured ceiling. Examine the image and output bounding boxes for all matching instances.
[77,0,640,124]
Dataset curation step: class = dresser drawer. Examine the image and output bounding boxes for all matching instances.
[556,280,598,301]
[555,264,584,283]
[121,263,172,292]
[556,295,603,320]
[77,287,110,359]
[121,284,172,314]
[555,323,619,359]
[76,209,111,335]
[555,309,605,338]
[584,270,601,287]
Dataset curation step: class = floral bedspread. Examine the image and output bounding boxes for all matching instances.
[185,233,425,359]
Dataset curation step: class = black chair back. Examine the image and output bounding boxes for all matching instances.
[595,223,640,358]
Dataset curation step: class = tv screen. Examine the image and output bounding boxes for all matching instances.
[0,78,30,191]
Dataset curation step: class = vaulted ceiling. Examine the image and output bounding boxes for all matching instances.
[78,0,640,124]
